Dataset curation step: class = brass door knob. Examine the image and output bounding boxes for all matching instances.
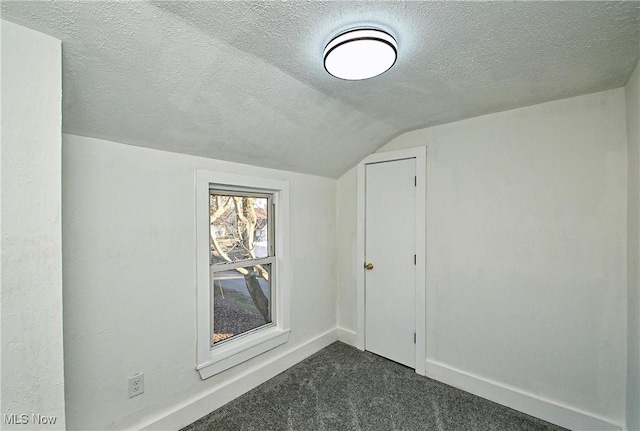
[364,262,374,270]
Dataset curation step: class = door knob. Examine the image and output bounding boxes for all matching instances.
[364,262,374,270]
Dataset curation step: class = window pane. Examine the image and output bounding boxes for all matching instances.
[212,264,272,344]
[209,194,269,264]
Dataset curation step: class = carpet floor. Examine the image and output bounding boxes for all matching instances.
[182,342,568,431]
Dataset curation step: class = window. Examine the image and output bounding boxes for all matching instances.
[209,193,273,344]
[196,171,290,379]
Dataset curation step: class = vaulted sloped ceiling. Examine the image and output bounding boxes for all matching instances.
[2,1,639,177]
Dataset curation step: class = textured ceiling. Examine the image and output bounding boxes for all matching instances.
[2,1,639,178]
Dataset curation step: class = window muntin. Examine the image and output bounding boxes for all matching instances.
[209,191,275,346]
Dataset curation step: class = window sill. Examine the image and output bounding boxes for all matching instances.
[196,327,291,379]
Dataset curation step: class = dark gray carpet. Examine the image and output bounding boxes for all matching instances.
[182,342,568,431]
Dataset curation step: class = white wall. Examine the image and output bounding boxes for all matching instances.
[337,89,628,429]
[61,134,337,430]
[336,166,357,338]
[626,58,640,431]
[1,21,65,429]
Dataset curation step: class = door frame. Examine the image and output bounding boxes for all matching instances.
[356,146,427,375]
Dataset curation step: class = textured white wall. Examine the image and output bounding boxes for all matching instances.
[61,134,337,430]
[337,89,628,427]
[1,20,65,429]
[626,59,640,431]
[336,166,357,333]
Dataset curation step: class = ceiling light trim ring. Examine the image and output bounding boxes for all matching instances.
[323,28,398,81]
[324,27,397,54]
[324,37,398,65]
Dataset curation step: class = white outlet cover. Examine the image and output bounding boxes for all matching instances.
[128,373,144,398]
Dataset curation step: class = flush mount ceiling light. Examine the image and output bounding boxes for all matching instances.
[324,28,397,80]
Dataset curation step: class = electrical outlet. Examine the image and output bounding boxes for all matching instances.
[128,373,144,398]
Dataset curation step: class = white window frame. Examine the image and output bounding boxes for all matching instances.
[196,170,290,379]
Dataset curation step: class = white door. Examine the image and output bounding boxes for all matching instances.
[365,158,416,368]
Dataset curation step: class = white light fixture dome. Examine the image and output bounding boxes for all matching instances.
[324,28,397,80]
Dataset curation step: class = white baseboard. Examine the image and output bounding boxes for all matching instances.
[426,359,622,431]
[336,327,358,347]
[140,329,338,431]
